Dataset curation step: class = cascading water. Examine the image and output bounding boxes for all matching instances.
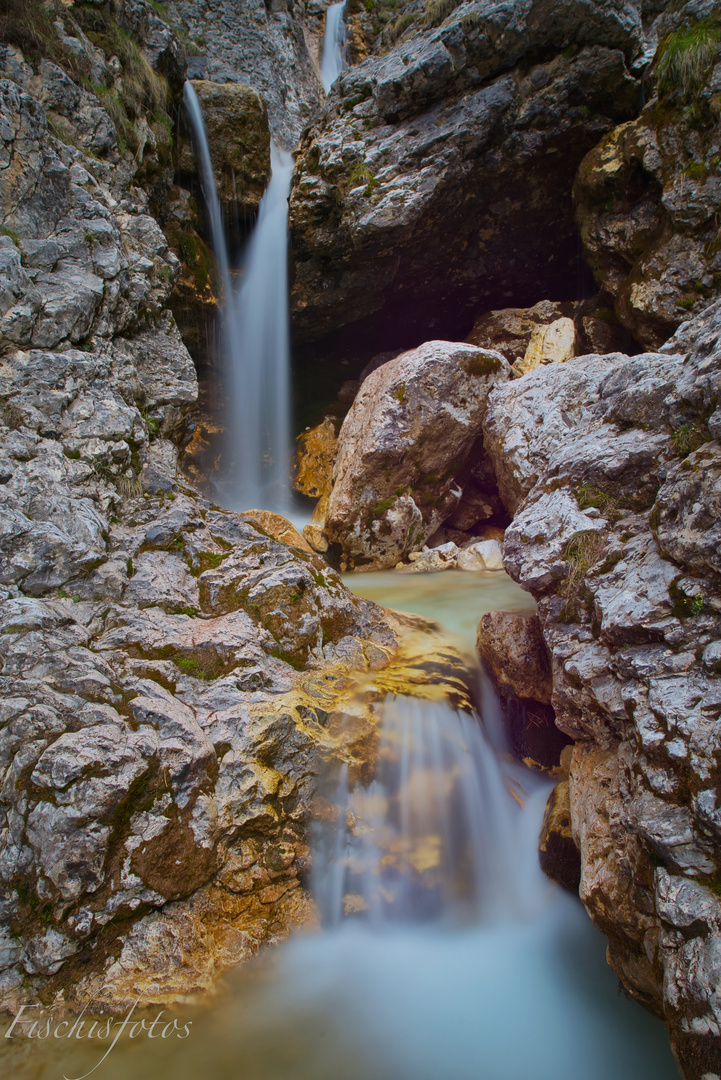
[313,695,533,928]
[320,2,347,92]
[183,82,294,512]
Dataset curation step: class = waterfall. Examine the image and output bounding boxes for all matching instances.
[183,82,294,512]
[313,694,545,929]
[320,2,347,92]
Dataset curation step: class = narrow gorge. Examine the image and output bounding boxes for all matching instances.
[0,1,719,1079]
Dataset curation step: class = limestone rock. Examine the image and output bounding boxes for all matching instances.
[240,510,313,553]
[456,539,504,572]
[324,340,510,569]
[399,542,458,573]
[574,52,721,348]
[476,611,552,705]
[177,80,271,220]
[290,1,641,353]
[164,0,323,148]
[482,297,721,1070]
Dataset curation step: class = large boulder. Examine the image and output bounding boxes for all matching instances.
[482,297,721,1076]
[574,13,721,347]
[290,0,643,355]
[323,340,510,569]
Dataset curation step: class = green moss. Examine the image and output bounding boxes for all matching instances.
[372,496,396,519]
[0,225,19,244]
[656,17,720,100]
[462,352,500,377]
[671,421,709,456]
[392,382,407,405]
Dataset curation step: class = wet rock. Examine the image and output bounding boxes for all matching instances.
[324,340,509,569]
[164,0,323,148]
[399,542,458,573]
[177,80,271,221]
[482,297,721,1062]
[476,611,552,705]
[539,780,581,893]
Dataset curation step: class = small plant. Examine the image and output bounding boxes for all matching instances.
[348,161,377,197]
[656,18,720,100]
[671,421,708,456]
[2,402,24,430]
[424,0,460,28]
[560,531,606,621]
[118,476,143,500]
[392,382,407,405]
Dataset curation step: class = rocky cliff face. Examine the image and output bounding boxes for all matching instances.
[481,300,721,1079]
[574,6,721,348]
[164,0,325,149]
[0,1,476,1013]
[289,0,653,357]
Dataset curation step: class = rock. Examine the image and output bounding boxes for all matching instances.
[240,510,314,553]
[324,340,509,569]
[516,317,577,375]
[177,80,271,222]
[399,542,458,573]
[476,611,552,704]
[482,297,721,1067]
[538,780,581,893]
[574,40,721,348]
[456,539,504,572]
[164,0,323,148]
[467,301,576,368]
[290,1,641,353]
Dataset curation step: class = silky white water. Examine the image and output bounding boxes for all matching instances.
[320,2,347,92]
[183,83,294,512]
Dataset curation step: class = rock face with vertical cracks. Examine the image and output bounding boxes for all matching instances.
[289,0,644,353]
[574,42,721,349]
[482,298,721,1079]
[323,340,509,569]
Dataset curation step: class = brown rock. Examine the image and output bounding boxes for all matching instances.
[539,780,581,893]
[178,80,271,222]
[476,610,552,705]
[294,416,338,501]
[240,510,313,553]
[466,300,575,367]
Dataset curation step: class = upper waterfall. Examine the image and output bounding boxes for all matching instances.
[320,2,347,92]
[183,82,294,513]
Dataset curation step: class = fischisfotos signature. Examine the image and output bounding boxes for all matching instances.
[3,983,192,1080]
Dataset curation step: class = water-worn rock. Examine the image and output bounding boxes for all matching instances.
[323,340,509,568]
[177,80,271,221]
[476,611,552,704]
[539,780,581,893]
[0,24,472,1016]
[456,539,504,572]
[483,298,721,1076]
[290,0,643,353]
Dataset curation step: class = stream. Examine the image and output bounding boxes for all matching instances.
[2,572,680,1080]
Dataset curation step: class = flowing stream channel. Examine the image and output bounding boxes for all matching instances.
[4,573,680,1080]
